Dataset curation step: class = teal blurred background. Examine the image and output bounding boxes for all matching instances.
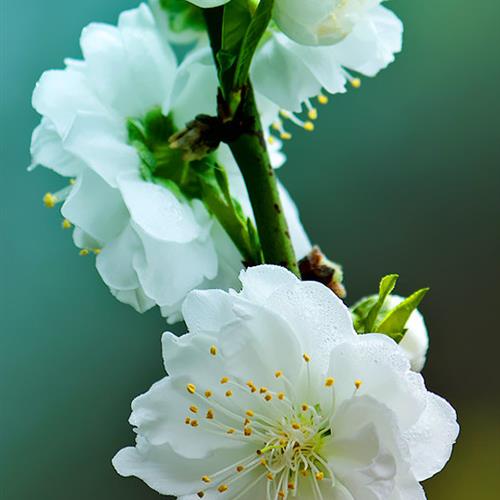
[1,0,499,498]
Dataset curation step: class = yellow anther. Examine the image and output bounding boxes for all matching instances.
[288,482,295,490]
[217,484,228,493]
[245,410,254,417]
[279,438,287,446]
[278,491,286,498]
[266,473,274,480]
[351,78,362,89]
[303,121,315,132]
[246,380,257,392]
[189,405,199,414]
[264,394,273,402]
[184,417,191,425]
[92,248,101,255]
[279,110,290,119]
[275,371,283,378]
[301,469,309,477]
[308,108,318,120]
[187,383,196,394]
[259,387,268,394]
[79,249,89,256]
[318,94,329,105]
[225,390,233,398]
[301,404,309,412]
[292,422,300,430]
[43,192,57,208]
[190,420,199,427]
[244,418,251,426]
[204,390,212,398]
[303,353,311,363]
[69,178,76,185]
[267,135,276,145]
[206,409,214,419]
[244,427,252,436]
[272,121,281,131]
[355,379,363,390]
[201,476,212,484]
[226,428,235,434]
[277,392,285,400]
[62,219,72,229]
[210,345,217,356]
[220,377,229,384]
[197,492,205,498]
[280,132,292,140]
[316,472,325,481]
[325,377,335,387]
[236,465,245,473]
[260,458,267,466]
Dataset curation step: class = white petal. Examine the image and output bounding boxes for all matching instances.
[185,0,230,7]
[327,335,427,429]
[113,436,251,496]
[238,265,300,303]
[252,33,322,112]
[166,300,303,388]
[334,5,403,77]
[278,182,312,259]
[132,212,218,307]
[404,392,459,481]
[265,279,356,371]
[170,46,218,126]
[72,227,101,249]
[30,118,84,177]
[110,287,155,314]
[61,168,128,243]
[118,172,207,243]
[80,4,176,117]
[96,224,142,291]
[128,375,245,457]
[275,34,348,95]
[329,395,424,500]
[32,67,104,136]
[63,111,139,187]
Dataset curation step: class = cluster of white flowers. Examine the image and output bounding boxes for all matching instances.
[30,1,458,498]
[180,0,402,136]
[114,266,458,499]
[31,4,310,322]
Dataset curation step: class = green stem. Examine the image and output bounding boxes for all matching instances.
[203,7,299,275]
[228,86,299,274]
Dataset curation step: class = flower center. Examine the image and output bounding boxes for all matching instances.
[185,348,343,499]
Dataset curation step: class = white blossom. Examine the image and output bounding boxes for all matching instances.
[113,265,458,499]
[176,0,403,139]
[30,4,310,323]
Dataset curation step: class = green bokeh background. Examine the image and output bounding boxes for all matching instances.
[1,0,499,498]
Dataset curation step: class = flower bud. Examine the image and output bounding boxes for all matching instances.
[274,0,378,46]
[387,295,429,372]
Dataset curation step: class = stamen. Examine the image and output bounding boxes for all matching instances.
[187,383,196,394]
[318,93,329,105]
[220,377,229,384]
[303,354,311,363]
[325,377,335,387]
[189,405,199,414]
[355,379,362,390]
[210,345,218,356]
[62,219,72,229]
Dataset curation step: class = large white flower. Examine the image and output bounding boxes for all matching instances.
[171,0,402,137]
[113,265,458,499]
[30,3,310,323]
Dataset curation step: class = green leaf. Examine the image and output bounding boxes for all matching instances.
[376,288,430,336]
[363,274,399,333]
[233,0,275,89]
[221,0,251,55]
